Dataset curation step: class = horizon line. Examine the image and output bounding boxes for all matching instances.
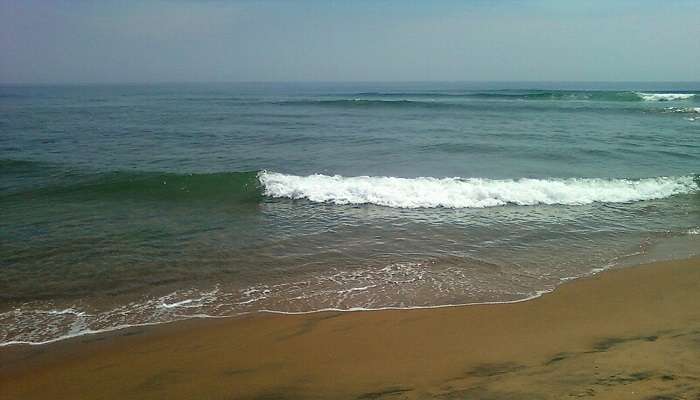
[2,79,700,87]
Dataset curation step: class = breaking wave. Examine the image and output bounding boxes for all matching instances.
[635,92,696,101]
[259,172,698,209]
[4,163,696,209]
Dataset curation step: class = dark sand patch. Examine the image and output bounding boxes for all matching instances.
[356,387,412,399]
[275,312,342,341]
[467,362,526,377]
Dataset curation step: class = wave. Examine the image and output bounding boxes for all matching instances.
[272,91,698,108]
[259,172,698,209]
[278,98,446,109]
[474,91,643,101]
[635,92,696,101]
[4,164,697,208]
[1,168,262,203]
[344,90,622,100]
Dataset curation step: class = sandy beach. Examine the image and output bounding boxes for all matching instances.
[0,256,698,399]
[3,1,699,398]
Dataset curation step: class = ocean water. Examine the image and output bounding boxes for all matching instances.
[1,82,698,345]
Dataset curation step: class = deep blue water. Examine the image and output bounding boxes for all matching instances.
[1,82,698,344]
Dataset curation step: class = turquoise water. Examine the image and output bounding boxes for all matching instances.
[1,82,699,344]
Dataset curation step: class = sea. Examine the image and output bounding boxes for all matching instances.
[1,82,698,345]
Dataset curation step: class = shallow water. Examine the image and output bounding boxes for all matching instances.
[1,82,699,344]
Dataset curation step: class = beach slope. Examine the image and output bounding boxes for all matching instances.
[1,257,699,399]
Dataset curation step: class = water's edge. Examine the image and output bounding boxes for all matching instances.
[4,253,695,348]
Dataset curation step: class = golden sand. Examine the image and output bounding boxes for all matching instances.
[1,257,699,399]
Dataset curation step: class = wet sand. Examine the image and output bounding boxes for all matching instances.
[1,257,699,400]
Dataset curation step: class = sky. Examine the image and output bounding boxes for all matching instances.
[1,0,699,83]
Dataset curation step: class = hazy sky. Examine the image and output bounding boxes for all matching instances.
[2,0,699,83]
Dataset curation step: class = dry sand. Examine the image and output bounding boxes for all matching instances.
[1,257,699,399]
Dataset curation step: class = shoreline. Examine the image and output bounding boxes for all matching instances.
[0,251,658,348]
[2,256,700,399]
[0,289,552,348]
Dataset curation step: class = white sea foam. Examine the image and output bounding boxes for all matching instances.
[160,299,195,308]
[636,92,696,101]
[664,106,700,114]
[39,308,90,316]
[259,172,697,209]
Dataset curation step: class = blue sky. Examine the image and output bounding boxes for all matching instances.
[1,0,699,83]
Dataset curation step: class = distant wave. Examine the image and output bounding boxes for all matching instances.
[273,91,698,108]
[259,172,698,209]
[277,98,442,108]
[635,92,696,101]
